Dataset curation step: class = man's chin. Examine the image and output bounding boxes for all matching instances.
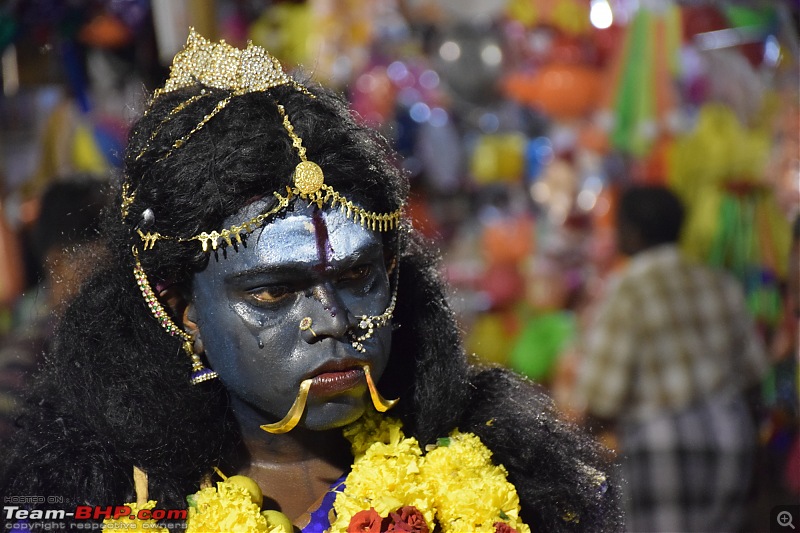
[302,397,367,431]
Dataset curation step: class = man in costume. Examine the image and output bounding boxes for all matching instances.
[1,32,621,532]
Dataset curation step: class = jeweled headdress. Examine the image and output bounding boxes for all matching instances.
[126,30,403,386]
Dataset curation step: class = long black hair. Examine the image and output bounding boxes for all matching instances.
[1,82,622,531]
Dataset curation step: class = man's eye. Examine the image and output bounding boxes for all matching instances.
[339,265,371,282]
[248,286,292,303]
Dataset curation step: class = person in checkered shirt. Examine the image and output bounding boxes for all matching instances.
[573,185,769,532]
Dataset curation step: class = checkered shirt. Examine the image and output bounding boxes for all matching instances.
[619,393,757,532]
[575,245,769,423]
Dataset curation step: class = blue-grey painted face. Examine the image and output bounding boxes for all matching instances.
[189,200,393,431]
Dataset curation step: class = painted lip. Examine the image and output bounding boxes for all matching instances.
[307,359,367,397]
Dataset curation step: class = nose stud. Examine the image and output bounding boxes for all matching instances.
[299,317,317,338]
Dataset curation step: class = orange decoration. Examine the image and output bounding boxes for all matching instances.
[634,136,672,184]
[547,34,590,65]
[79,13,133,49]
[577,123,610,154]
[483,264,527,311]
[503,63,602,120]
[481,216,535,266]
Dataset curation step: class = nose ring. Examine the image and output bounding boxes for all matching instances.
[299,317,317,338]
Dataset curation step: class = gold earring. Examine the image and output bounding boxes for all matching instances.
[260,379,312,434]
[133,246,217,384]
[184,340,218,384]
[362,364,399,412]
[299,317,317,338]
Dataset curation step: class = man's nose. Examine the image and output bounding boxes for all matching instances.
[298,282,352,343]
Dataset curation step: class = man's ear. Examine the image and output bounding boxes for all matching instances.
[160,286,204,354]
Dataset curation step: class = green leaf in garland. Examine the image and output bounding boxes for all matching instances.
[436,437,451,447]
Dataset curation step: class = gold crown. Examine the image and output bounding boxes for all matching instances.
[136,29,311,163]
[155,29,308,97]
[125,31,403,375]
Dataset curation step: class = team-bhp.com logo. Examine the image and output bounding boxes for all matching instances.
[4,505,187,521]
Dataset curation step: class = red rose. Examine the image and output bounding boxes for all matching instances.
[494,522,518,533]
[348,508,383,533]
[384,506,430,533]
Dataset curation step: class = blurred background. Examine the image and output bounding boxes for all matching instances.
[0,0,797,527]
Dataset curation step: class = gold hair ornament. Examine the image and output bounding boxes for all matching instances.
[121,182,136,218]
[135,92,213,162]
[131,28,311,163]
[132,246,218,384]
[156,29,309,97]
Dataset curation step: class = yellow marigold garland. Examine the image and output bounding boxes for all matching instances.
[333,418,434,527]
[104,410,529,533]
[103,481,292,533]
[187,482,273,532]
[330,410,531,533]
[101,500,168,532]
[424,432,526,532]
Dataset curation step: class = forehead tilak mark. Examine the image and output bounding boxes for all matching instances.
[311,208,334,272]
[308,210,345,319]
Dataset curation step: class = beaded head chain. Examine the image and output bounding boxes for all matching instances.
[126,30,403,384]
